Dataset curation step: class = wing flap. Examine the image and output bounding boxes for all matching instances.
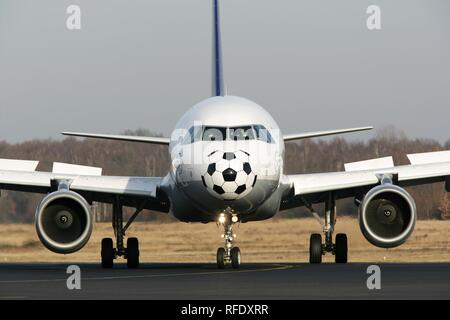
[52,162,102,176]
[0,169,162,198]
[0,159,39,172]
[0,170,50,188]
[291,171,379,195]
[396,162,450,182]
[288,160,450,196]
[407,150,450,165]
[70,176,160,197]
[344,156,394,172]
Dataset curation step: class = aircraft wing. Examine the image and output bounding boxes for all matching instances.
[0,160,169,212]
[62,132,170,145]
[283,126,373,142]
[281,150,450,210]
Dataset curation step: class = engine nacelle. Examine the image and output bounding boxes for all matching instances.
[35,190,93,254]
[359,184,416,248]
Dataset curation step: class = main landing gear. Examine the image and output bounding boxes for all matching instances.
[101,196,144,268]
[216,212,241,269]
[307,193,348,264]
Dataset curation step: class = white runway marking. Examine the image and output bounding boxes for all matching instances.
[0,264,293,284]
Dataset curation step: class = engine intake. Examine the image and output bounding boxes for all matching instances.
[35,190,93,254]
[359,184,416,248]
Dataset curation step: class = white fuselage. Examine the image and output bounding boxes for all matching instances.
[161,96,285,222]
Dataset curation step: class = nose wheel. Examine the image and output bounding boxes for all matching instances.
[216,248,226,268]
[230,247,241,268]
[217,247,241,269]
[216,212,241,269]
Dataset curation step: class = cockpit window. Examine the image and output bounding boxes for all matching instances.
[182,125,273,144]
[203,127,227,141]
[229,126,255,141]
[254,125,274,143]
[182,126,202,144]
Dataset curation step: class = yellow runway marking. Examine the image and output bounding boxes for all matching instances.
[0,264,294,284]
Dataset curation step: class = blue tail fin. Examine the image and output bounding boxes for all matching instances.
[212,0,225,96]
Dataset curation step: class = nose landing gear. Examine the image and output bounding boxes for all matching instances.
[216,212,241,269]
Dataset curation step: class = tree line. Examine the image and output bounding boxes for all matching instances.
[0,127,449,223]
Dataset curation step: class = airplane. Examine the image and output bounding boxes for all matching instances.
[1,0,449,269]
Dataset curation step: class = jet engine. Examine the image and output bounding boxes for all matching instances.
[359,184,416,248]
[35,190,93,254]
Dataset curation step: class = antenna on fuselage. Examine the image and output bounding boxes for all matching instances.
[212,0,226,97]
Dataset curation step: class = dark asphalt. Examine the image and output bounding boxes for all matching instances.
[0,263,448,299]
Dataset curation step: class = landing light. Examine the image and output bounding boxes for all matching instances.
[218,213,226,224]
[231,215,239,223]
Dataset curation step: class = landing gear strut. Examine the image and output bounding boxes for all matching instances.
[101,196,143,268]
[307,193,348,264]
[216,212,241,269]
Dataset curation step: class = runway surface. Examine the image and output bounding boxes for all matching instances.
[0,262,449,299]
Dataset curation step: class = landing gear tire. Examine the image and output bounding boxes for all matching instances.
[127,237,140,268]
[217,248,226,269]
[335,233,348,264]
[101,238,114,268]
[309,233,323,264]
[230,247,241,269]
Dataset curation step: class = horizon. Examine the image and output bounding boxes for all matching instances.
[0,125,448,146]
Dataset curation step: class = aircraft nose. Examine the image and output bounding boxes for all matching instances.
[201,150,257,201]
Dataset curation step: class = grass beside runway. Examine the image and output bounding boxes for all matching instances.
[0,218,449,263]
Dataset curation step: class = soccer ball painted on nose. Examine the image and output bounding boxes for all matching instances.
[201,150,257,200]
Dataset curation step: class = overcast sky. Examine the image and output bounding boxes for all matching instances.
[0,0,449,143]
